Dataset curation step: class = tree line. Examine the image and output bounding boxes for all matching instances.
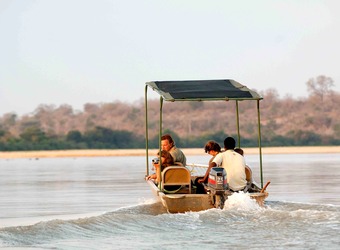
[0,75,339,151]
[1,125,336,151]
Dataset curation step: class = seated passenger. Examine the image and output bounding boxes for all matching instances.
[235,147,254,191]
[234,147,244,156]
[210,137,247,192]
[161,134,187,167]
[146,150,174,183]
[195,140,222,194]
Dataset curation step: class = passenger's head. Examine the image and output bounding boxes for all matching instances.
[224,137,236,150]
[161,134,175,151]
[204,140,221,154]
[234,147,244,156]
[158,150,174,166]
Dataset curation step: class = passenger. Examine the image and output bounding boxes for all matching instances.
[234,147,244,156]
[234,147,253,188]
[161,134,187,167]
[205,140,222,165]
[196,141,222,193]
[209,137,247,192]
[146,150,174,182]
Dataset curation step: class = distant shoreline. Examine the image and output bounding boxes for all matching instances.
[1,146,340,159]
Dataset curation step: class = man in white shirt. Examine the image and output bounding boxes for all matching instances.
[210,137,247,191]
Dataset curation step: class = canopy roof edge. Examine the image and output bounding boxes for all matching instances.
[145,79,263,101]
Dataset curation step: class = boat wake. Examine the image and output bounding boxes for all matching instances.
[223,191,263,211]
[1,199,339,248]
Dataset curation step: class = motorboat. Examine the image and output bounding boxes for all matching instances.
[144,80,269,213]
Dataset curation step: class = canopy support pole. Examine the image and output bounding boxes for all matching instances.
[144,85,149,176]
[257,100,264,188]
[157,97,164,188]
[236,100,241,147]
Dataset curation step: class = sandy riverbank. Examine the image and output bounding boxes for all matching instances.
[1,146,340,159]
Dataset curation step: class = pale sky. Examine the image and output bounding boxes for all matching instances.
[1,0,339,116]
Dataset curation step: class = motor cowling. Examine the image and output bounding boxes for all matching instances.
[207,167,228,195]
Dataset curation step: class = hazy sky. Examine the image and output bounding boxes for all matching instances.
[1,0,339,116]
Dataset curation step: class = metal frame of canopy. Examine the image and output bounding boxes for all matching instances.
[144,79,265,188]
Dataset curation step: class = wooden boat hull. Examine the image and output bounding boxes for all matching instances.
[160,193,213,213]
[147,180,268,213]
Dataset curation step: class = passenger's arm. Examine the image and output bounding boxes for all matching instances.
[146,173,156,180]
[146,163,159,181]
[198,162,216,183]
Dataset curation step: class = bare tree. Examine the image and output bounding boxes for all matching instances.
[306,75,334,102]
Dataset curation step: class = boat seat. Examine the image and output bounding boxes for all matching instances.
[161,166,191,194]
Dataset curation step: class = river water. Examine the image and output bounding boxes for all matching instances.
[0,153,339,249]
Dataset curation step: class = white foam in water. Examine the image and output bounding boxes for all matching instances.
[137,197,158,205]
[223,192,262,211]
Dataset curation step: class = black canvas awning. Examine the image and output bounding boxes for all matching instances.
[146,79,262,101]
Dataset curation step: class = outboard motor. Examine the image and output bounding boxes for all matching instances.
[206,167,228,208]
[208,167,228,193]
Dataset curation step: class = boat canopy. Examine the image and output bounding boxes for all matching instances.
[145,79,262,101]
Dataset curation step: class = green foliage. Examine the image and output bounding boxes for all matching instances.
[182,131,226,148]
[285,130,322,146]
[334,124,340,138]
[83,126,143,149]
[20,126,46,142]
[66,130,82,143]
[0,126,145,151]
[0,125,339,151]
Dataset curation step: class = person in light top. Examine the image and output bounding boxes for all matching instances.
[210,137,247,192]
[195,140,222,194]
[197,140,222,184]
